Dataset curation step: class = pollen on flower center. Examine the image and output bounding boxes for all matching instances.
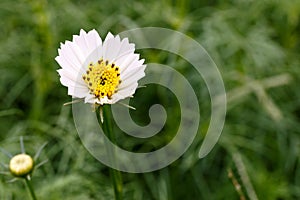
[82,59,121,100]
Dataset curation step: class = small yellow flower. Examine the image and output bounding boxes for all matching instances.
[9,154,34,177]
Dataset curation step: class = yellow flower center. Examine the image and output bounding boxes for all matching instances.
[9,154,34,177]
[83,59,121,100]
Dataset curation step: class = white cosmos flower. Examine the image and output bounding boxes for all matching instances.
[56,29,146,105]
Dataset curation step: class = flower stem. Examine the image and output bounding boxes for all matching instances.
[24,177,37,200]
[100,105,123,200]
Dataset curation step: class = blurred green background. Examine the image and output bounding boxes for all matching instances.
[1,0,300,199]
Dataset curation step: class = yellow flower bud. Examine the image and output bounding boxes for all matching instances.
[9,154,34,177]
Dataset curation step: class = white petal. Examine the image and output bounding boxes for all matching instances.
[102,32,117,61]
[59,75,86,89]
[67,85,89,98]
[85,30,102,53]
[57,69,86,87]
[104,32,114,42]
[84,93,96,104]
[72,30,89,56]
[85,29,103,59]
[119,68,145,90]
[58,42,83,73]
[117,54,140,73]
[103,35,121,62]
[72,29,102,62]
[118,38,135,58]
[103,36,135,63]
[55,55,79,75]
[67,41,85,65]
[118,82,138,97]
[121,61,145,80]
[111,93,125,103]
[57,29,102,72]
[62,41,83,66]
[56,47,82,74]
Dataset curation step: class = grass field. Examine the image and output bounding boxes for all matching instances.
[1,0,300,199]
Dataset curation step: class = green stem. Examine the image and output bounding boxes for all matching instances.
[24,177,37,200]
[100,105,123,200]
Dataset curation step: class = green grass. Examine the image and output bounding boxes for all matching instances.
[1,0,300,199]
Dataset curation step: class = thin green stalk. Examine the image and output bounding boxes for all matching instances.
[24,177,37,200]
[100,105,123,200]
